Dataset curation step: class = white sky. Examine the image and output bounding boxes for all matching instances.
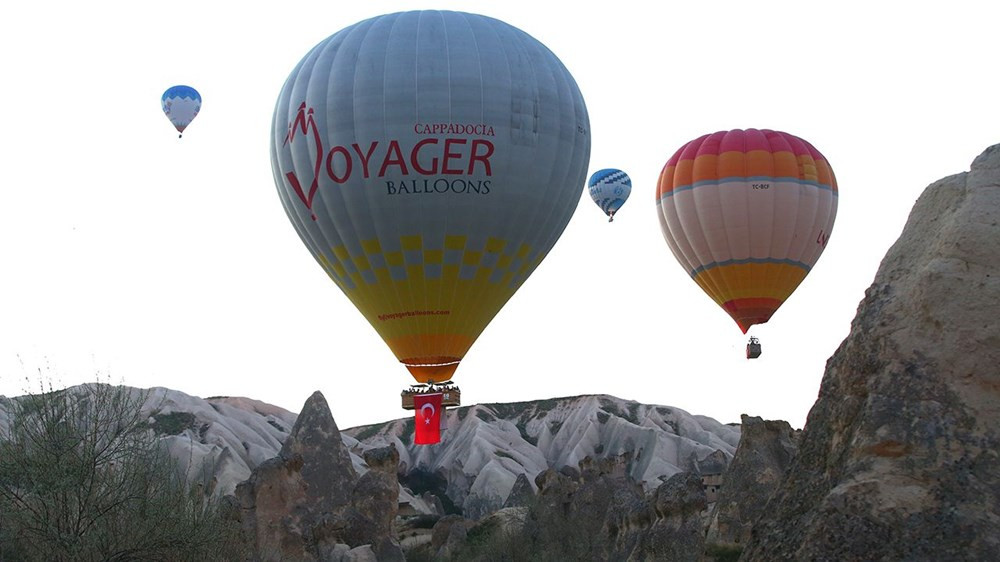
[2,1,997,430]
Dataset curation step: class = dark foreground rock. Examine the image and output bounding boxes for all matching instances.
[231,391,403,561]
[743,145,1000,560]
[706,415,799,549]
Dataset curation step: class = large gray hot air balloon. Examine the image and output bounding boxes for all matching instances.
[271,11,591,392]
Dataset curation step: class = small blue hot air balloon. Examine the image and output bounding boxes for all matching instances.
[161,85,201,138]
[588,168,631,222]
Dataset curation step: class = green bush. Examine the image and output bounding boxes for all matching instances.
[401,418,416,443]
[705,542,744,562]
[353,421,387,441]
[147,411,197,435]
[439,495,607,561]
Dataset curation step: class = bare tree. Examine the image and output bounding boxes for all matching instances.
[0,380,245,561]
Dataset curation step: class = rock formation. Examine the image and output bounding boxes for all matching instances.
[501,472,535,509]
[705,415,799,549]
[149,390,302,497]
[602,471,707,561]
[1,388,739,528]
[232,391,402,561]
[478,453,710,561]
[742,145,1000,560]
[417,454,710,560]
[430,514,473,559]
[346,394,740,519]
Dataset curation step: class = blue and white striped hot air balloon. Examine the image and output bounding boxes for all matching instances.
[161,85,201,138]
[588,168,631,222]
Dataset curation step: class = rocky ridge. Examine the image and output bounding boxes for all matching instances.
[0,389,741,524]
[345,394,740,519]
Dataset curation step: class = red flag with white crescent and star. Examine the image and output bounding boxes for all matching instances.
[414,393,443,445]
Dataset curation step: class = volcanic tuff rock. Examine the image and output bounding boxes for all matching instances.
[742,144,1000,560]
[705,415,799,548]
[430,514,473,559]
[502,472,535,509]
[345,394,740,519]
[232,391,403,561]
[520,452,708,561]
[1,388,739,525]
[617,471,708,561]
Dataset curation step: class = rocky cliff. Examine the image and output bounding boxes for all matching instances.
[743,144,1000,560]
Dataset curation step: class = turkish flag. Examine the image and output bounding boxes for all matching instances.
[414,393,443,445]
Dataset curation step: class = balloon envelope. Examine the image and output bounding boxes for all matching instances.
[271,11,590,384]
[588,168,631,221]
[656,129,837,333]
[161,85,201,135]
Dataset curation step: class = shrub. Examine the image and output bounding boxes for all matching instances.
[705,542,743,562]
[147,411,197,435]
[0,380,245,561]
[353,421,387,441]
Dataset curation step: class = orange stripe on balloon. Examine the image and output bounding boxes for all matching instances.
[692,262,808,332]
[402,358,462,384]
[656,163,677,199]
[388,333,475,383]
[692,153,720,184]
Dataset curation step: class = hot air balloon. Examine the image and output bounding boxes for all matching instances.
[588,168,631,222]
[656,129,837,351]
[271,11,590,406]
[161,85,201,138]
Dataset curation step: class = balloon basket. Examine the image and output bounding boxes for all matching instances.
[402,382,461,410]
[746,337,762,359]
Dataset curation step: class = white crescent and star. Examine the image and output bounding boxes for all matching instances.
[420,402,436,424]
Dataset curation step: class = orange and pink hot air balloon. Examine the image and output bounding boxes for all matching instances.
[656,129,837,341]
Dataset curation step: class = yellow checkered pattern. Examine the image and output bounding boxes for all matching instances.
[319,234,538,290]
[317,234,543,368]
